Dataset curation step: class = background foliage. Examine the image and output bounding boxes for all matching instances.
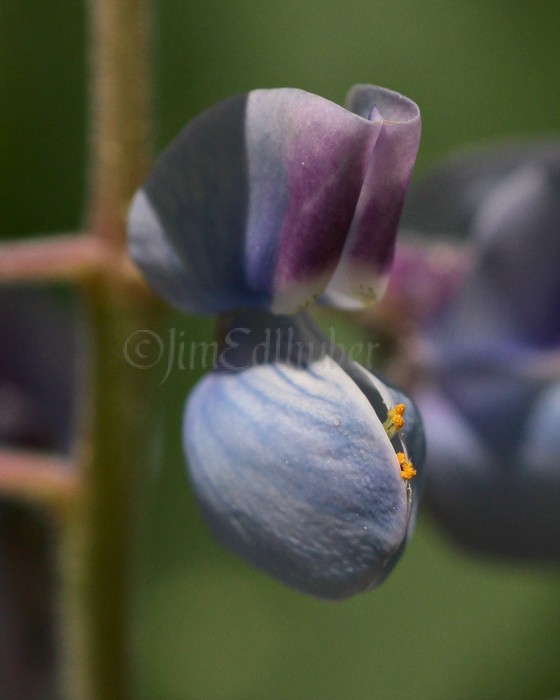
[1,1,559,698]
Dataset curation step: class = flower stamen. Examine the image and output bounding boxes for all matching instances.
[383,403,406,439]
[397,451,416,480]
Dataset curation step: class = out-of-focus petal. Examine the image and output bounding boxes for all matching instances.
[0,286,79,699]
[419,389,560,561]
[400,140,560,239]
[433,162,560,348]
[520,380,560,474]
[0,286,78,453]
[405,142,560,563]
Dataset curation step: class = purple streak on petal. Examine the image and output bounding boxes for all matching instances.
[323,86,421,308]
[130,86,421,315]
[243,89,382,313]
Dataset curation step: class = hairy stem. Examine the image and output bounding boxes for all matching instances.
[63,280,161,700]
[87,0,152,248]
[60,0,159,698]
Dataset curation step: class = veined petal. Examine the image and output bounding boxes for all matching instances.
[322,85,421,308]
[184,311,422,598]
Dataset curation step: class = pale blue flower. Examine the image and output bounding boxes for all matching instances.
[185,311,424,598]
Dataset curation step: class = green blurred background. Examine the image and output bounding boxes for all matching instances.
[2,1,560,698]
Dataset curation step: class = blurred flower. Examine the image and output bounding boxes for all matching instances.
[0,286,77,453]
[405,143,560,561]
[185,311,424,599]
[0,285,78,699]
[129,85,420,315]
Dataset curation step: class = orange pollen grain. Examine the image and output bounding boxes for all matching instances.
[392,415,405,430]
[397,451,416,481]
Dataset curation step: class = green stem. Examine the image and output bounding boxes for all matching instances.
[60,0,158,698]
[87,0,152,247]
[64,279,161,700]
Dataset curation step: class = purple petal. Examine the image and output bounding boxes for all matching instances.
[244,89,383,313]
[129,86,420,315]
[427,159,560,365]
[323,85,421,308]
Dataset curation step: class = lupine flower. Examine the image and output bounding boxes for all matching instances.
[405,143,560,561]
[0,286,78,699]
[129,85,420,315]
[185,311,424,599]
[128,85,424,596]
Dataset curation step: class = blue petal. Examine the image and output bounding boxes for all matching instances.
[406,143,560,562]
[183,312,421,598]
[401,140,560,239]
[129,94,257,314]
[419,388,560,562]
[520,380,560,476]
[434,162,560,348]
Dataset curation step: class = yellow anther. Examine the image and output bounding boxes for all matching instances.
[383,403,407,439]
[392,414,405,430]
[397,452,416,481]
